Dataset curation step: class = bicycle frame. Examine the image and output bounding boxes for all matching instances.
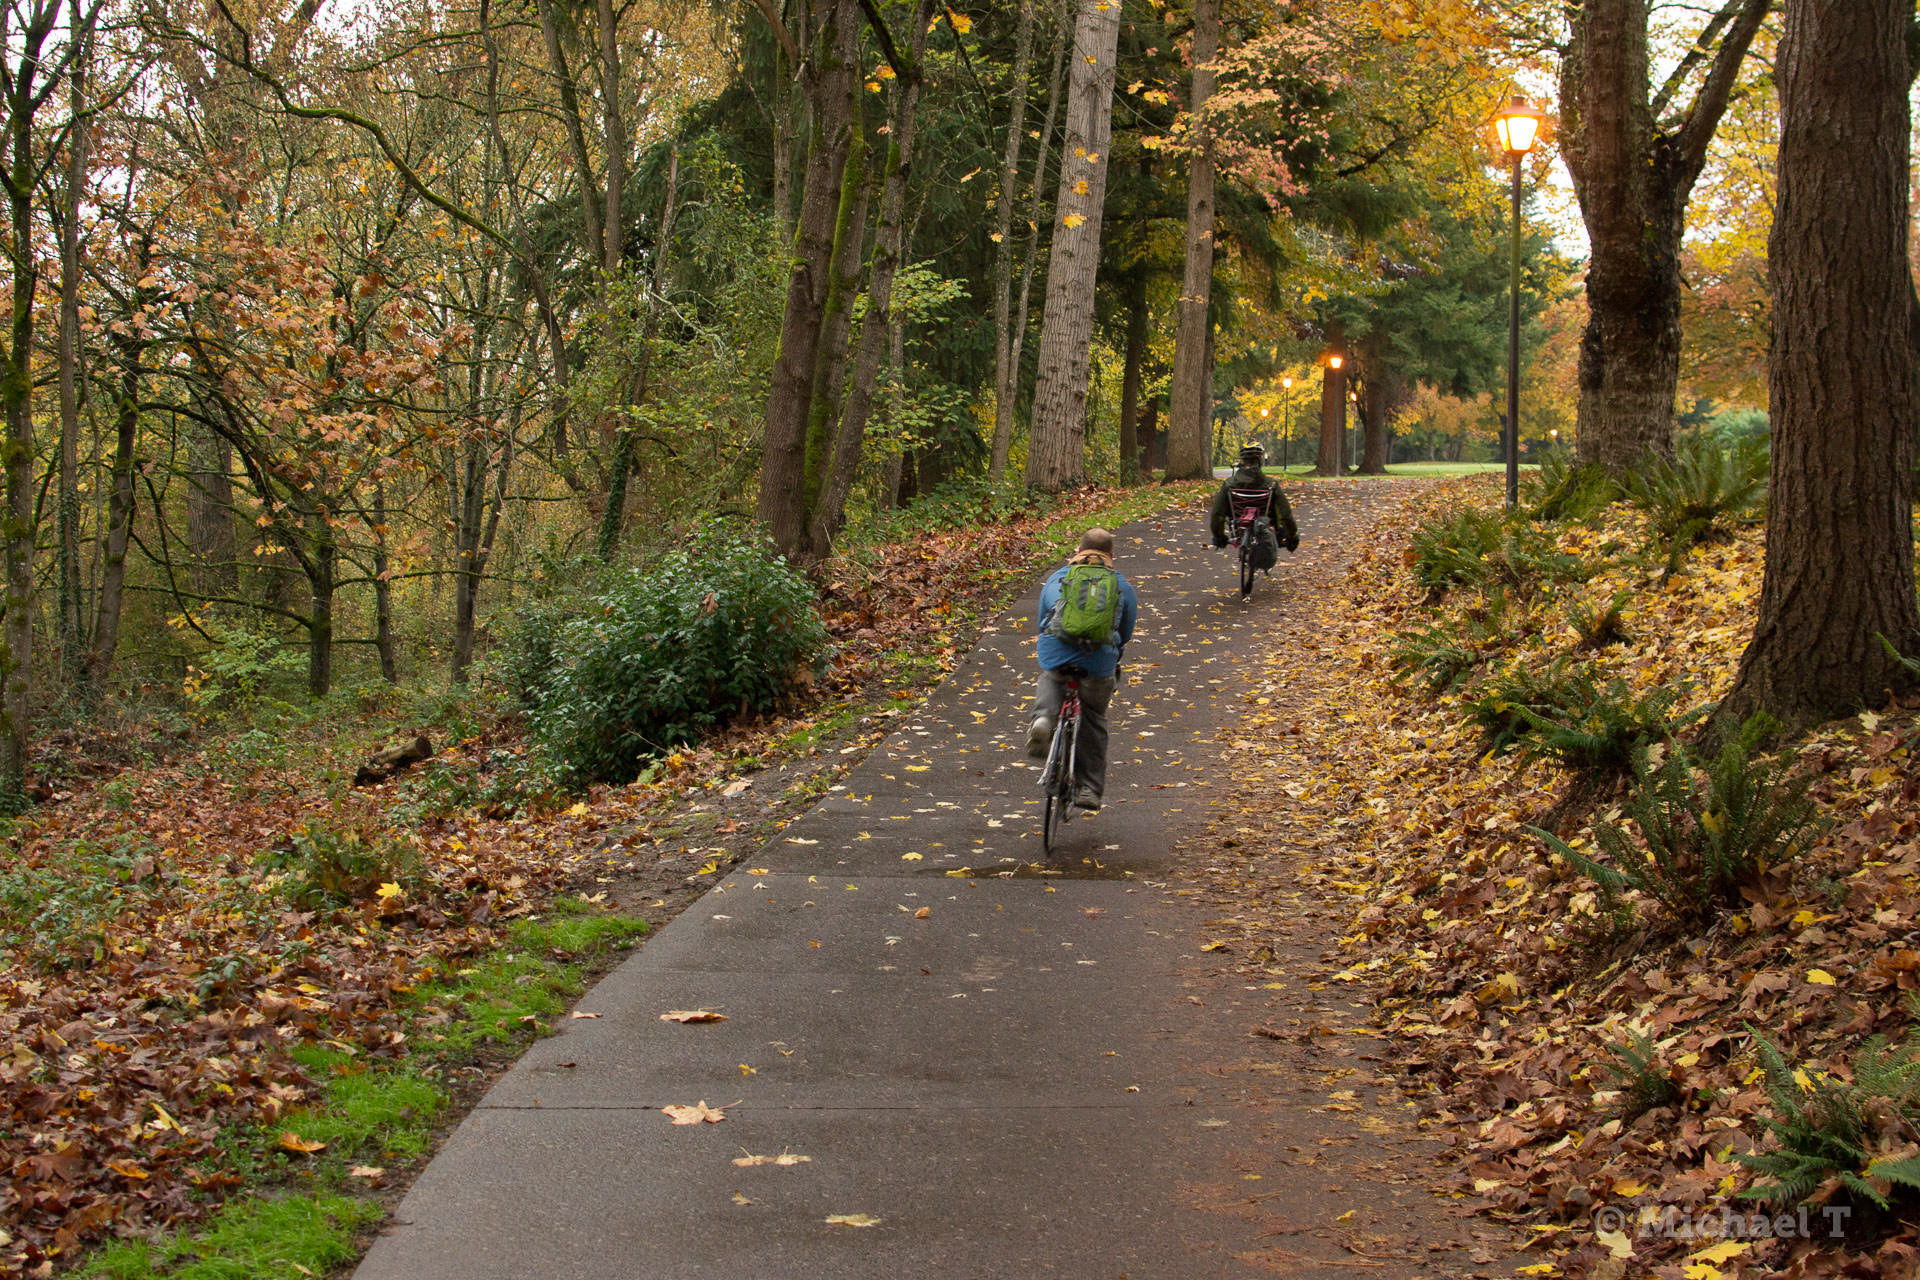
[1040,675,1083,852]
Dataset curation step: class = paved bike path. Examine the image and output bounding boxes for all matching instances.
[355,484,1458,1279]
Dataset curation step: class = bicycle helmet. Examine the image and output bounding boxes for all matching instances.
[1237,443,1265,469]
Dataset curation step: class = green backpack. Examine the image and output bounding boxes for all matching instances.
[1045,562,1122,651]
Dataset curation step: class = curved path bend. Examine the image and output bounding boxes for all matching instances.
[355,479,1479,1280]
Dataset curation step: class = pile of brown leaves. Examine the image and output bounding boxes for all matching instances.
[1194,477,1920,1279]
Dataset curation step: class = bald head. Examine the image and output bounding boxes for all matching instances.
[1078,528,1114,557]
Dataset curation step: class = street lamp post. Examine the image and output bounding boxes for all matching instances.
[1494,94,1543,508]
[1326,354,1344,474]
[1348,388,1359,474]
[1259,406,1269,462]
[1281,376,1293,472]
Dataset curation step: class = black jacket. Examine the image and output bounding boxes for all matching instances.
[1209,467,1298,544]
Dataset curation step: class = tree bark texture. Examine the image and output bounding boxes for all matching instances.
[1721,0,1920,727]
[1313,338,1345,475]
[1164,0,1219,482]
[1558,0,1770,470]
[56,11,86,685]
[799,128,873,538]
[757,0,860,555]
[992,1,1069,484]
[1117,266,1147,481]
[810,0,934,554]
[1024,0,1124,492]
[90,251,148,681]
[989,0,1036,478]
[1359,360,1392,474]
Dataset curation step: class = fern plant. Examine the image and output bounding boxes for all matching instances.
[1624,434,1767,564]
[1526,454,1625,524]
[1464,659,1584,755]
[1601,1026,1680,1121]
[1390,623,1479,696]
[1566,589,1632,651]
[1408,508,1591,598]
[1530,725,1828,924]
[1739,1025,1920,1210]
[1513,672,1702,779]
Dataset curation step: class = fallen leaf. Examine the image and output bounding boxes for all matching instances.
[825,1213,882,1227]
[661,1010,728,1024]
[662,1101,726,1125]
[278,1131,326,1154]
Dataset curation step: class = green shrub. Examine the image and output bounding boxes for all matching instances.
[1708,407,1769,450]
[523,523,830,786]
[0,835,162,970]
[1738,1024,1920,1211]
[258,821,422,910]
[1530,725,1828,924]
[1525,453,1624,523]
[1624,434,1767,564]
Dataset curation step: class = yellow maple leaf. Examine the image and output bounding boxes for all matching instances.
[1074,179,1090,196]
[1806,968,1837,986]
[376,881,403,899]
[1062,214,1085,228]
[945,9,971,33]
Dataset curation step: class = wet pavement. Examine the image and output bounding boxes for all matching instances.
[354,481,1469,1279]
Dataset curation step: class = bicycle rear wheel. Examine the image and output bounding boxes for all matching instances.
[1238,541,1255,595]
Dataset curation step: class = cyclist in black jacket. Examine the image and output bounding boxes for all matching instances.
[1208,444,1299,570]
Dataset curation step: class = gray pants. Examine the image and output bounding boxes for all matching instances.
[1031,668,1116,799]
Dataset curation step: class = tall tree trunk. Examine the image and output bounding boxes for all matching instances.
[993,3,1070,483]
[810,0,934,554]
[598,148,681,558]
[1024,0,1124,491]
[90,246,147,681]
[532,0,606,270]
[1,57,38,799]
[988,0,1036,481]
[1117,266,1147,481]
[758,0,860,555]
[1313,339,1345,476]
[596,0,627,276]
[772,52,796,240]
[306,518,335,699]
[1359,353,1391,474]
[452,405,515,684]
[1719,0,1919,729]
[55,11,86,686]
[799,132,873,544]
[1559,0,1771,469]
[1164,0,1219,481]
[372,483,398,683]
[879,259,911,508]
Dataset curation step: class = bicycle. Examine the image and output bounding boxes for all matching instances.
[1038,671,1084,852]
[1224,487,1274,598]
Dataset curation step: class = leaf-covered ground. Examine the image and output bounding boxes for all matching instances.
[1188,476,1920,1279]
[0,482,1201,1277]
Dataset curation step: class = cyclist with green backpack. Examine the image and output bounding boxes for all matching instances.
[1024,528,1139,812]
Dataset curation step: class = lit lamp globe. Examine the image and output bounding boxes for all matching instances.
[1493,95,1544,156]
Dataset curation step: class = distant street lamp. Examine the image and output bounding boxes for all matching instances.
[1494,94,1544,507]
[1281,376,1294,471]
[1326,354,1344,474]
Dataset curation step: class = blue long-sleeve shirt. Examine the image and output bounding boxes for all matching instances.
[1034,562,1138,677]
